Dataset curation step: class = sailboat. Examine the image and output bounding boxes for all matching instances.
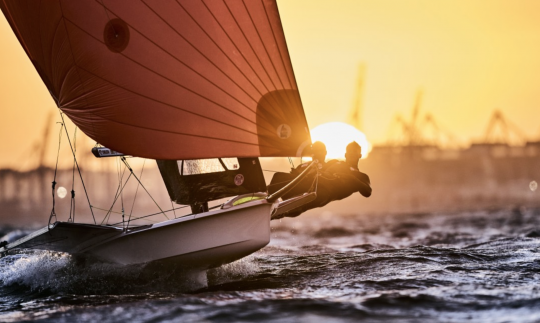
[0,0,317,270]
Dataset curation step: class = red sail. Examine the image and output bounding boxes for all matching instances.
[0,0,311,159]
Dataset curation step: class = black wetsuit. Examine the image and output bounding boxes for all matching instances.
[324,161,371,198]
[271,160,371,219]
[267,160,338,198]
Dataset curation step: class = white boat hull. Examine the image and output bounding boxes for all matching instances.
[85,201,273,267]
[2,199,274,270]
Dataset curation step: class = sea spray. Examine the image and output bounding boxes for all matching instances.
[207,255,260,286]
[0,250,211,294]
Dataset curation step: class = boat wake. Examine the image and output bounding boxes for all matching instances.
[0,250,236,296]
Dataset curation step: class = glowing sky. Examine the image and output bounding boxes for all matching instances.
[1,1,540,169]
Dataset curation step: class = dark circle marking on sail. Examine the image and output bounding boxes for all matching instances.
[104,18,130,53]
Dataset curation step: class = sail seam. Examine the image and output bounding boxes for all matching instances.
[59,66,278,146]
[261,1,294,91]
[271,0,311,140]
[142,0,261,107]
[240,1,295,109]
[62,17,264,129]
[93,1,257,117]
[50,16,66,94]
[88,113,284,152]
[198,0,289,126]
[197,0,285,112]
[221,1,284,106]
[219,0,296,123]
[243,1,286,91]
[171,0,290,133]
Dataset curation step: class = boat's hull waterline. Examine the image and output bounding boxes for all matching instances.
[1,200,274,270]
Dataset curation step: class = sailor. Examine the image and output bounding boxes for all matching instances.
[325,141,372,198]
[272,141,371,219]
[267,141,330,196]
[290,141,332,176]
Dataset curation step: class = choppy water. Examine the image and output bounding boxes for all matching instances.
[2,207,540,322]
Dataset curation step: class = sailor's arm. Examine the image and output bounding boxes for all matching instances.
[335,172,372,197]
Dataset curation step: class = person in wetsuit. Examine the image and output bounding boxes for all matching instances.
[272,141,371,219]
[325,141,371,198]
[267,141,329,196]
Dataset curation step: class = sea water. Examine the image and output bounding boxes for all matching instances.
[2,207,540,322]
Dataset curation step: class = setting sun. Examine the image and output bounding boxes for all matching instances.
[310,122,371,160]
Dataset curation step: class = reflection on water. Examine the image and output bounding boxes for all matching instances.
[2,207,540,322]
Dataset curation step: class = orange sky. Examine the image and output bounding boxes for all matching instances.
[1,1,540,169]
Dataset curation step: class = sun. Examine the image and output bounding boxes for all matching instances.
[310,122,371,160]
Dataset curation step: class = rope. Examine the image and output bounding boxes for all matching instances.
[121,157,169,220]
[68,127,78,223]
[91,206,123,215]
[116,157,126,228]
[110,205,187,226]
[126,159,146,229]
[59,113,96,224]
[171,200,177,218]
[48,120,63,228]
[101,164,130,225]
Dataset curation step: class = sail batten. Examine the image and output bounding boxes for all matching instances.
[1,0,311,160]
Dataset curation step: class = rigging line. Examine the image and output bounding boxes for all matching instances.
[121,157,169,220]
[171,200,177,218]
[142,1,262,107]
[101,157,129,224]
[101,168,131,225]
[59,112,96,224]
[126,159,146,229]
[288,157,294,168]
[117,156,125,227]
[90,3,258,116]
[261,0,295,90]
[222,1,293,108]
[68,126,78,223]
[307,167,319,193]
[109,205,188,226]
[48,118,64,227]
[92,206,122,215]
[58,1,98,158]
[198,0,289,116]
